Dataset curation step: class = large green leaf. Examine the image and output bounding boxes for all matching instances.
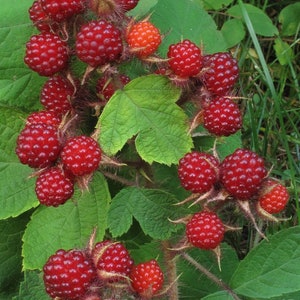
[0,213,30,297]
[13,270,49,300]
[98,75,193,165]
[0,106,38,219]
[22,173,111,270]
[151,0,227,54]
[0,0,44,110]
[230,226,300,298]
[108,187,186,239]
[178,245,239,299]
[228,4,278,37]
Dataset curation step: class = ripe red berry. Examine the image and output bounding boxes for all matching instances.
[40,75,74,116]
[76,20,123,67]
[35,167,74,206]
[28,0,52,32]
[24,33,69,77]
[126,21,161,58]
[43,249,96,299]
[178,151,219,194]
[26,110,61,128]
[92,240,134,281]
[202,52,239,96]
[203,97,242,136]
[186,211,225,250]
[167,39,203,78]
[40,0,85,22]
[16,123,61,169]
[258,179,289,214]
[60,135,102,176]
[220,148,267,200]
[129,259,164,298]
[117,0,139,11]
[96,74,131,102]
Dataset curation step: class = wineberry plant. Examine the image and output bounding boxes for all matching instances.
[0,0,299,299]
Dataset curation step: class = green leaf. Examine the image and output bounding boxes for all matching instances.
[151,0,227,54]
[279,3,300,36]
[22,173,111,270]
[179,244,239,299]
[230,226,300,298]
[201,291,235,300]
[274,38,294,66]
[108,187,185,239]
[13,270,49,300]
[228,4,278,37]
[98,75,193,165]
[0,106,38,219]
[0,0,44,110]
[0,213,30,295]
[202,0,234,10]
[221,19,246,48]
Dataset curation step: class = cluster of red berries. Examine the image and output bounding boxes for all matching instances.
[177,147,289,250]
[17,0,291,297]
[43,239,164,299]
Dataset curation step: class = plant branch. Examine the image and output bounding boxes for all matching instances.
[180,252,241,300]
[101,170,137,186]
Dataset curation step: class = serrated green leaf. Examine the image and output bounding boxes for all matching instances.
[179,244,239,299]
[279,3,300,36]
[0,213,30,295]
[151,0,227,54]
[228,4,278,37]
[274,38,294,66]
[230,226,300,298]
[13,270,49,300]
[0,0,44,110]
[0,106,38,219]
[22,173,111,270]
[221,19,246,48]
[98,75,193,165]
[108,187,185,239]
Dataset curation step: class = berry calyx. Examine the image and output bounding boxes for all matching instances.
[92,240,134,281]
[203,96,242,136]
[126,21,161,58]
[43,249,96,299]
[258,179,289,214]
[40,75,74,116]
[178,151,219,194]
[35,166,74,206]
[76,20,123,67]
[96,74,131,102]
[24,32,69,77]
[40,0,85,22]
[129,259,164,298]
[186,211,225,249]
[16,123,61,169]
[202,52,239,96]
[220,148,267,200]
[167,39,203,78]
[60,135,102,176]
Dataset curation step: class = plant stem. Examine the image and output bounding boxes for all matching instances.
[180,252,241,300]
[161,241,179,300]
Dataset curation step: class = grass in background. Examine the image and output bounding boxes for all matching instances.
[236,1,300,235]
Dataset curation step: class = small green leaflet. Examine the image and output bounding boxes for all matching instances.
[108,187,186,239]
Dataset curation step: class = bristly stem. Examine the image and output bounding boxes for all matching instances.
[161,241,179,300]
[180,252,241,300]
